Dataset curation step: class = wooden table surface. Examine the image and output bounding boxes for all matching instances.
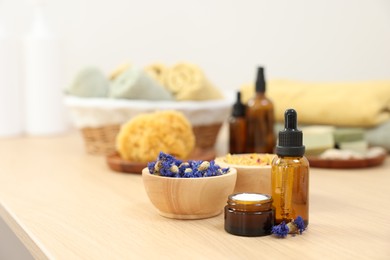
[0,133,389,259]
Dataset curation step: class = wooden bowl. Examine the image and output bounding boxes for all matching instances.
[215,154,275,196]
[142,168,237,219]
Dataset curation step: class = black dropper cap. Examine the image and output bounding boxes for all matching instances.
[255,67,266,93]
[276,109,305,157]
[232,91,246,117]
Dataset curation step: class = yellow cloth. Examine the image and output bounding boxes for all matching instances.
[164,63,223,101]
[241,80,390,127]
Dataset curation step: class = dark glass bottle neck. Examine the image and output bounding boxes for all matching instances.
[255,90,266,95]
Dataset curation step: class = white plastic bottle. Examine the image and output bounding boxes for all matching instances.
[24,0,67,135]
[0,1,23,137]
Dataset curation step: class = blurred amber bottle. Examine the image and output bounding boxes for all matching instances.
[229,91,246,154]
[245,67,276,153]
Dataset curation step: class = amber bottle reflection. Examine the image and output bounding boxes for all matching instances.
[229,91,246,154]
[246,67,275,153]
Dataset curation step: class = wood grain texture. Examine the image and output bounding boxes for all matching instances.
[0,133,390,259]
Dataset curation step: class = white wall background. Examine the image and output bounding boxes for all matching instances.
[2,0,390,91]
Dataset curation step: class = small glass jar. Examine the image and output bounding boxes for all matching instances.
[224,193,274,237]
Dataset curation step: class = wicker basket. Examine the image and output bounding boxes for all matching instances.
[81,123,223,155]
[65,95,233,155]
[81,125,121,155]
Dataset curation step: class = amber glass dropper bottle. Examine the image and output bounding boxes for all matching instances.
[245,67,276,153]
[229,91,246,154]
[271,109,309,227]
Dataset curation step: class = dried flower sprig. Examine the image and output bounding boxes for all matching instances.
[272,216,306,238]
[147,152,229,178]
[292,216,306,234]
[271,221,289,238]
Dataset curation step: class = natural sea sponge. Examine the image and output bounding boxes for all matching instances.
[116,110,195,162]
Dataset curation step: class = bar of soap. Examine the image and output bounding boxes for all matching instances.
[109,68,173,100]
[334,128,367,154]
[334,128,365,143]
[66,67,109,97]
[302,126,335,156]
[339,140,368,154]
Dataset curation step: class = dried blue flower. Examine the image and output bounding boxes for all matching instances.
[188,160,202,170]
[147,161,156,174]
[159,160,169,175]
[148,152,229,178]
[221,167,229,174]
[170,165,179,176]
[183,168,195,178]
[272,216,306,238]
[271,221,289,238]
[178,162,190,176]
[157,151,177,163]
[205,161,217,177]
[198,161,210,171]
[293,216,306,234]
[215,161,228,175]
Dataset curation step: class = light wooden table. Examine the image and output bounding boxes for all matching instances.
[0,133,389,259]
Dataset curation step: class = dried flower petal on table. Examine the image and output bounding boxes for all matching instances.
[272,216,306,238]
[271,221,289,238]
[292,216,306,234]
